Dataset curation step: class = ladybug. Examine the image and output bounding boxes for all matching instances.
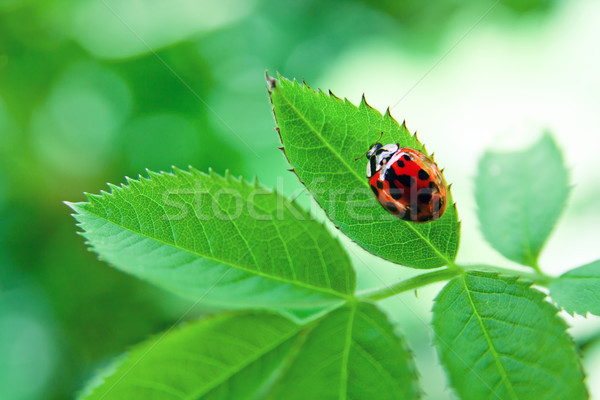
[365,142,447,222]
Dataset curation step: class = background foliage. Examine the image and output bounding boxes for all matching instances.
[1,0,600,399]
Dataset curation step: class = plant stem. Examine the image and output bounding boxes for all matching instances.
[358,268,462,302]
[357,263,556,303]
[530,262,544,275]
[459,264,555,286]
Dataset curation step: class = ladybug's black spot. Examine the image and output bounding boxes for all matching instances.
[370,185,378,197]
[382,167,399,188]
[398,174,414,188]
[403,154,411,161]
[401,209,416,221]
[390,188,403,200]
[376,180,384,190]
[418,192,432,204]
[418,169,429,180]
[386,202,398,213]
[419,215,434,222]
[397,160,405,168]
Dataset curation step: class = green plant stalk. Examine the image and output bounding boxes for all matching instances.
[359,264,555,302]
[358,268,462,302]
[461,264,555,286]
[524,256,544,275]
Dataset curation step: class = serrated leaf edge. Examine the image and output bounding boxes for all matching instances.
[266,73,460,267]
[432,271,588,399]
[65,167,355,300]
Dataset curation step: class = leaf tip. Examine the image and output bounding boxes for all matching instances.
[64,200,85,215]
[265,70,277,91]
[84,192,102,202]
[106,182,122,194]
[170,165,186,176]
[359,94,368,109]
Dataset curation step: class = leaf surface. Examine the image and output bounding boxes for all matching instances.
[68,168,355,318]
[268,74,460,269]
[267,303,420,400]
[550,260,600,316]
[80,304,420,400]
[475,133,568,267]
[433,271,587,400]
[78,312,300,400]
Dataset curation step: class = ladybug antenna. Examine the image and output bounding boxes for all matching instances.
[354,131,384,161]
[354,150,370,162]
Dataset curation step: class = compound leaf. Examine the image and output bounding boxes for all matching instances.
[67,168,355,319]
[268,74,459,269]
[433,271,587,400]
[550,260,600,316]
[475,133,569,267]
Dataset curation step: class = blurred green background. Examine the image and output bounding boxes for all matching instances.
[1,0,600,399]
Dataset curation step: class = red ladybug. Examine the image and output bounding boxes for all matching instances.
[365,143,447,222]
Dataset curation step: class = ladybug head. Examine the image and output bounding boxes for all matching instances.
[365,143,400,178]
[366,143,383,159]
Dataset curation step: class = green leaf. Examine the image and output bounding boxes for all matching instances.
[475,133,569,267]
[78,312,301,400]
[268,74,460,269]
[67,168,355,318]
[550,260,600,316]
[267,303,420,400]
[80,304,420,400]
[432,271,587,400]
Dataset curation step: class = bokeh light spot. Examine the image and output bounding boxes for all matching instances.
[66,0,257,59]
[30,62,131,177]
[122,113,201,173]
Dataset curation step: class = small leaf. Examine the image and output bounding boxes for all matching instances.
[67,168,355,318]
[268,74,460,269]
[433,271,587,400]
[267,303,420,400]
[475,133,569,267]
[78,312,301,400]
[550,260,600,316]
